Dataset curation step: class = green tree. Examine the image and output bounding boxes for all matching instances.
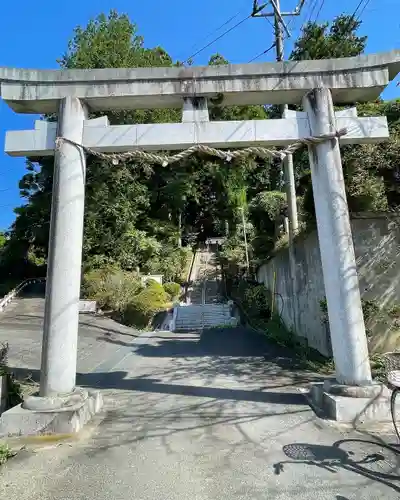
[1,11,270,281]
[290,14,367,60]
[288,15,398,223]
[5,10,394,286]
[1,11,180,280]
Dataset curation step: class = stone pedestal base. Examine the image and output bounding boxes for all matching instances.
[0,389,103,437]
[308,380,392,424]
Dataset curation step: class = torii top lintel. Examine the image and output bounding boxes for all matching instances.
[0,50,399,114]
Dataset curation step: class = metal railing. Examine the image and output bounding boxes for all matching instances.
[0,277,46,312]
[383,352,400,441]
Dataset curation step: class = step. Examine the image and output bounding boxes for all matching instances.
[176,316,234,322]
[175,319,237,327]
[176,317,231,323]
[178,309,229,314]
[179,313,231,317]
[177,314,231,319]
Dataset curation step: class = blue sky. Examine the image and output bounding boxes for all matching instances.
[0,0,399,230]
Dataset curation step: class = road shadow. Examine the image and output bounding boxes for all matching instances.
[79,371,307,405]
[8,325,324,400]
[7,367,307,406]
[274,439,400,494]
[79,319,140,339]
[98,326,326,393]
[130,326,322,373]
[6,326,325,461]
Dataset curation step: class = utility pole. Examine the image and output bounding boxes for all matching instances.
[251,1,305,237]
[239,207,250,274]
[274,0,299,238]
[251,1,305,334]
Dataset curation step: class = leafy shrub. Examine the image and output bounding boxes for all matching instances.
[0,342,23,409]
[143,247,194,283]
[0,342,7,366]
[123,286,167,328]
[243,284,271,319]
[144,279,163,290]
[249,190,287,220]
[82,266,142,312]
[232,280,271,320]
[163,282,181,301]
[0,444,13,465]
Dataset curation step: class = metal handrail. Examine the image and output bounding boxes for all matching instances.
[0,277,46,311]
[383,351,400,388]
[184,248,197,304]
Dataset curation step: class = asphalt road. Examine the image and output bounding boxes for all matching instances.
[0,300,399,499]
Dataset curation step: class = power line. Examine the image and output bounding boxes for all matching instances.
[340,0,371,35]
[248,42,276,62]
[183,13,252,63]
[251,2,303,63]
[314,0,325,21]
[352,0,369,18]
[263,14,275,29]
[307,0,319,23]
[185,10,245,55]
[357,0,373,19]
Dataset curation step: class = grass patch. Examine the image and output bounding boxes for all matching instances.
[228,279,333,373]
[370,353,386,382]
[0,343,23,408]
[0,443,14,465]
[252,315,334,373]
[254,316,385,378]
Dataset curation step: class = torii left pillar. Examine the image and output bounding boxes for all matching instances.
[21,97,103,428]
[40,97,87,397]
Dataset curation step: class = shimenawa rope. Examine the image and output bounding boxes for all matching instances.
[55,128,348,167]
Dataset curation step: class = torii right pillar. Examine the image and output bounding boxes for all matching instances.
[303,88,372,387]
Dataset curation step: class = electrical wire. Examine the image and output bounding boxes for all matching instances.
[340,0,372,36]
[314,0,325,21]
[356,0,373,19]
[183,13,252,64]
[352,0,370,18]
[248,0,304,64]
[185,10,245,56]
[248,42,276,62]
[263,13,275,30]
[306,0,319,23]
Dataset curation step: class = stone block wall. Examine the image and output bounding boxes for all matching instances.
[257,214,400,357]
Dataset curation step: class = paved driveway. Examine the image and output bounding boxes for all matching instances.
[0,300,399,499]
[0,297,140,377]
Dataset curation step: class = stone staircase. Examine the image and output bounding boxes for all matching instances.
[172,244,237,332]
[174,303,237,332]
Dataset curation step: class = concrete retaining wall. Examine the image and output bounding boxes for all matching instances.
[257,214,400,356]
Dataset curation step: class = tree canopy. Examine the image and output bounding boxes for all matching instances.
[0,11,271,280]
[290,14,367,60]
[290,15,399,230]
[0,11,399,282]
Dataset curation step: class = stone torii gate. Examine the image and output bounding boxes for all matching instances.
[1,51,399,433]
